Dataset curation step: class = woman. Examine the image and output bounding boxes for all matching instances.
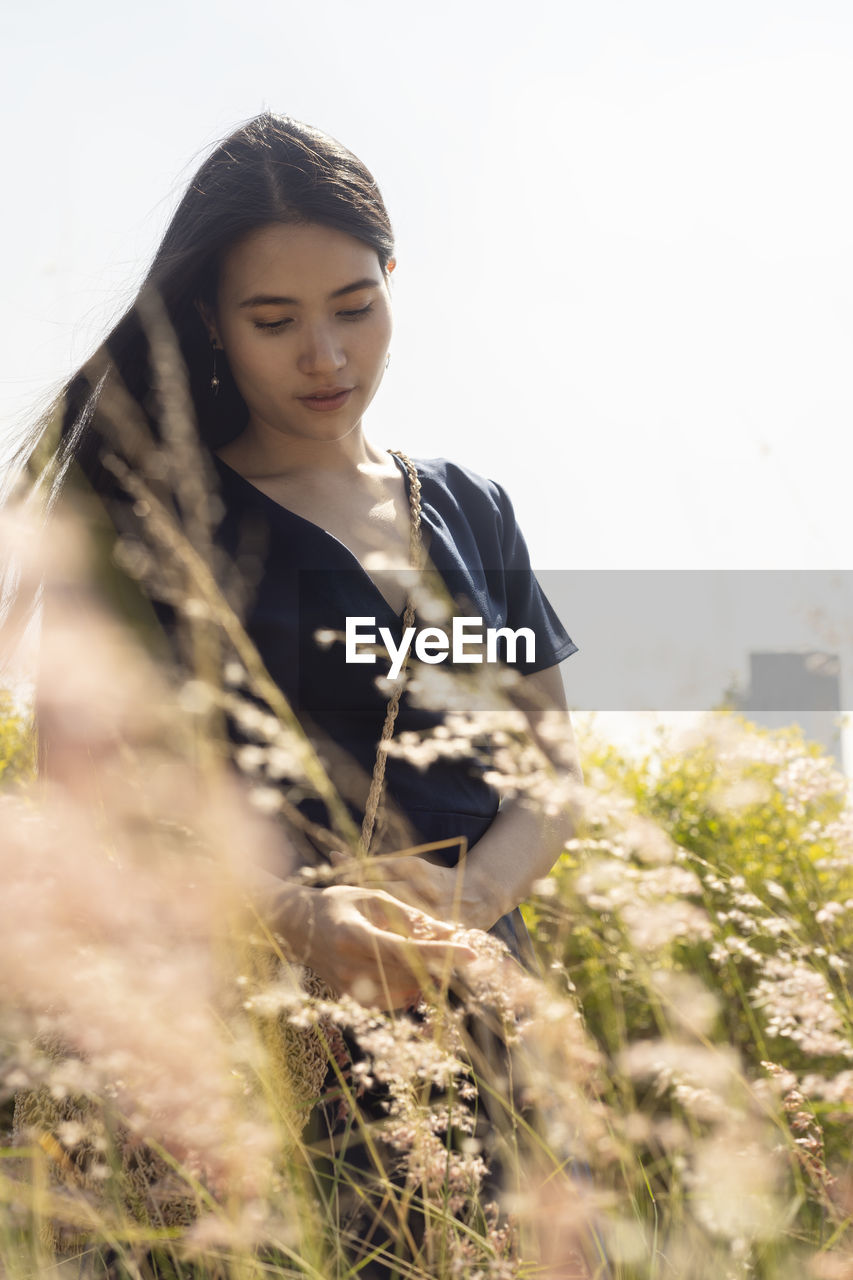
[15,112,583,1270]
[25,110,580,993]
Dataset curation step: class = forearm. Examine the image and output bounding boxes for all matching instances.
[371,669,584,932]
[464,666,584,929]
[243,864,317,961]
[464,780,580,930]
[242,863,477,1008]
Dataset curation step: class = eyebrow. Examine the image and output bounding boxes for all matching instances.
[238,277,381,308]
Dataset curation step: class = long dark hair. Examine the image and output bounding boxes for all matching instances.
[1,112,395,668]
[15,111,395,500]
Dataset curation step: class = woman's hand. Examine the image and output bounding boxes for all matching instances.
[359,854,495,932]
[271,881,477,1011]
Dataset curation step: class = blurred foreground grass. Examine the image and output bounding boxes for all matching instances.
[4,689,853,1278]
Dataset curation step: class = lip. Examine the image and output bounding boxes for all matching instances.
[297,386,354,411]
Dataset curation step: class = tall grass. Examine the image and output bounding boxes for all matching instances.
[0,499,599,1278]
[4,516,853,1275]
[2,320,853,1277]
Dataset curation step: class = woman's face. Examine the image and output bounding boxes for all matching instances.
[206,222,394,443]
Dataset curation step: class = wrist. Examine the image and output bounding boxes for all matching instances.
[462,857,507,931]
[256,877,318,966]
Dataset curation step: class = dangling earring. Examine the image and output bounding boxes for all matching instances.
[210,341,221,395]
[385,351,391,370]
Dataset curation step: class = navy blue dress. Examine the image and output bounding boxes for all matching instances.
[211,451,577,958]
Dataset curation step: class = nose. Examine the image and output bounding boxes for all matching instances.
[297,322,346,376]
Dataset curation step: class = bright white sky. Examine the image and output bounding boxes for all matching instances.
[3,0,853,746]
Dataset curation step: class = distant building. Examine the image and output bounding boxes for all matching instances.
[734,651,843,768]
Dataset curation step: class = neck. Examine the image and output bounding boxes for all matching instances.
[219,415,387,478]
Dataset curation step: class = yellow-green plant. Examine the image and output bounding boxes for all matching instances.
[0,690,34,788]
[524,713,853,1276]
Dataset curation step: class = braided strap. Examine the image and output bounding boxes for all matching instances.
[359,451,424,856]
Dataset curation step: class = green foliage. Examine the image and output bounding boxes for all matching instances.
[7,690,853,1275]
[524,711,853,1270]
[0,689,35,787]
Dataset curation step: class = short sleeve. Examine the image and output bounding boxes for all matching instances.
[489,478,579,675]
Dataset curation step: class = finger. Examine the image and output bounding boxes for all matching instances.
[383,857,441,888]
[375,878,435,908]
[365,898,431,938]
[327,849,368,882]
[377,864,446,901]
[341,969,422,1011]
[381,883,466,928]
[360,927,478,1006]
[348,936,472,1009]
[376,855,437,885]
[345,930,425,1010]
[368,896,458,938]
[379,930,478,971]
[379,870,432,901]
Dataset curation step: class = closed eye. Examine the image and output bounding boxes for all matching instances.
[253,318,293,332]
[338,303,374,321]
[253,302,373,333]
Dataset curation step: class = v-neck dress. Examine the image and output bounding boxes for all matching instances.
[210,451,577,957]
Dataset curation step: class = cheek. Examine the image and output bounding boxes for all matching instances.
[225,333,282,389]
[218,341,282,416]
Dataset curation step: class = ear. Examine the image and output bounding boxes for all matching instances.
[195,298,222,347]
[384,257,396,285]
